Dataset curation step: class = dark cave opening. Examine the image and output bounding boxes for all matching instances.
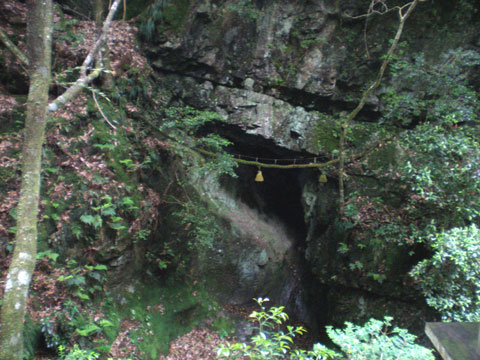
[209,124,331,329]
[212,124,315,243]
[228,164,308,241]
[225,161,331,335]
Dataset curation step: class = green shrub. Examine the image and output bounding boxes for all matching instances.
[411,224,480,321]
[58,344,99,360]
[217,299,434,360]
[216,298,336,359]
[326,317,434,360]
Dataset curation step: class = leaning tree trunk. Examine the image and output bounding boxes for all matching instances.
[0,0,53,358]
[94,0,115,89]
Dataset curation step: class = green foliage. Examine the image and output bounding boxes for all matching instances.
[36,249,60,263]
[312,113,341,154]
[159,106,237,179]
[40,300,82,349]
[217,299,433,360]
[58,343,133,360]
[212,317,236,339]
[54,12,84,49]
[299,36,327,50]
[23,315,42,360]
[40,298,118,357]
[140,0,191,41]
[383,49,480,127]
[225,0,259,20]
[326,317,434,360]
[120,0,154,20]
[57,260,107,301]
[397,123,480,226]
[103,279,220,358]
[172,199,220,250]
[339,47,480,302]
[217,298,325,360]
[58,344,99,360]
[411,225,480,321]
[155,106,238,252]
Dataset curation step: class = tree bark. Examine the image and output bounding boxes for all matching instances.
[94,0,115,89]
[0,0,53,359]
[0,1,123,356]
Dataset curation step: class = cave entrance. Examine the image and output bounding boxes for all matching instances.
[212,127,329,323]
[229,164,308,242]
[214,126,317,245]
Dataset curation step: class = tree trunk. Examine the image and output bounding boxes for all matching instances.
[94,0,115,89]
[0,0,53,358]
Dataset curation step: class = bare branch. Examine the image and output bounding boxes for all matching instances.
[47,0,122,112]
[344,0,413,20]
[91,87,117,130]
[47,68,101,112]
[79,0,121,78]
[0,28,29,67]
[345,1,418,124]
[338,0,419,214]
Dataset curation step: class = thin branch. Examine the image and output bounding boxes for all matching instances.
[47,68,101,111]
[338,0,419,214]
[57,3,91,20]
[0,28,29,67]
[91,87,117,130]
[47,0,122,112]
[344,1,412,20]
[348,2,418,115]
[79,0,121,78]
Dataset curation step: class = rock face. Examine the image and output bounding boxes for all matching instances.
[143,0,480,325]
[146,0,350,154]
[144,1,354,311]
[185,158,309,320]
[149,0,339,95]
[143,0,373,314]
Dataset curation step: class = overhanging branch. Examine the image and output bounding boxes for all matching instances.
[338,0,419,214]
[0,28,29,67]
[47,0,122,112]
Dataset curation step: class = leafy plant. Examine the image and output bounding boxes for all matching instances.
[217,299,433,360]
[36,249,60,263]
[173,200,220,250]
[217,298,339,360]
[54,14,84,49]
[225,0,259,20]
[57,260,108,301]
[326,317,434,360]
[411,224,480,321]
[58,344,99,360]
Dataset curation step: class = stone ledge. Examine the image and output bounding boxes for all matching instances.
[425,322,480,360]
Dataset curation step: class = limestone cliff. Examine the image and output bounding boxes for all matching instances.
[140,0,480,327]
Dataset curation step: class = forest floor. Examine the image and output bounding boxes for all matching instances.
[0,2,229,358]
[0,255,234,359]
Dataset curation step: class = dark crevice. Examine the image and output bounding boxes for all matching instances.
[200,121,326,161]
[151,66,241,92]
